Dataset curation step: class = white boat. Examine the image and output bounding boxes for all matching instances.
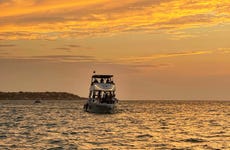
[84,74,118,113]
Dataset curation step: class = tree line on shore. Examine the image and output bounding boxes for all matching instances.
[0,91,86,100]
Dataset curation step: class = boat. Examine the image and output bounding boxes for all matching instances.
[84,74,118,113]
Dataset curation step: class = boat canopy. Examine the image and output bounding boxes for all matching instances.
[92,75,113,78]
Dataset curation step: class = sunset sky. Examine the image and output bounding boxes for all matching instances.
[1,0,230,100]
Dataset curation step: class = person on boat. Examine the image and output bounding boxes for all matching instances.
[98,91,102,102]
[100,78,104,83]
[106,78,110,83]
[110,80,114,84]
[93,79,98,83]
[92,93,96,101]
[109,92,113,104]
[101,92,107,103]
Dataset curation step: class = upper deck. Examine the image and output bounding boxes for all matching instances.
[91,75,114,84]
[90,74,115,91]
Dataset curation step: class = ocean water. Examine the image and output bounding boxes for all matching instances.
[0,100,229,150]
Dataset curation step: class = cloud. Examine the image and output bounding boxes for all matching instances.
[0,44,16,56]
[55,47,71,52]
[0,44,16,47]
[129,63,172,70]
[0,54,96,63]
[0,32,57,40]
[38,55,90,59]
[0,52,9,55]
[157,14,214,27]
[55,44,92,52]
[120,50,212,63]
[1,49,210,65]
[0,0,230,40]
[68,44,81,48]
[56,44,81,50]
[217,48,230,54]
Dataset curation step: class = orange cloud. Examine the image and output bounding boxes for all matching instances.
[0,54,96,63]
[0,0,230,40]
[120,50,212,63]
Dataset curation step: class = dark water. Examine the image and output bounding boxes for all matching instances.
[0,100,229,150]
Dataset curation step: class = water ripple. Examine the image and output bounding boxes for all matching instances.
[0,100,229,149]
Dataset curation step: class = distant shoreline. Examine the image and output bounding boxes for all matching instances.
[0,91,87,100]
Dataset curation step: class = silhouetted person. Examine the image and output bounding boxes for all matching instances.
[106,78,110,83]
[93,79,98,83]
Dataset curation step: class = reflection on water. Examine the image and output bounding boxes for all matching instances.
[0,100,229,149]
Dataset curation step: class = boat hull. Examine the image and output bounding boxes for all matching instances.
[84,101,116,114]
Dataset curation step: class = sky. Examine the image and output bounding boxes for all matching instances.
[0,0,230,100]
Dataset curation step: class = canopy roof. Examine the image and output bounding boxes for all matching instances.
[92,75,113,78]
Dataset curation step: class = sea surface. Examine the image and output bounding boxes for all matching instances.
[0,100,229,150]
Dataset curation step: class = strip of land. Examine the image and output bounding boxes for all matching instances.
[0,91,86,100]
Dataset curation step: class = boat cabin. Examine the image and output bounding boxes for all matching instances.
[89,74,116,104]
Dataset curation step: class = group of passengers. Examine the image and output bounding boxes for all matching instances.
[92,78,114,84]
[91,91,115,104]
